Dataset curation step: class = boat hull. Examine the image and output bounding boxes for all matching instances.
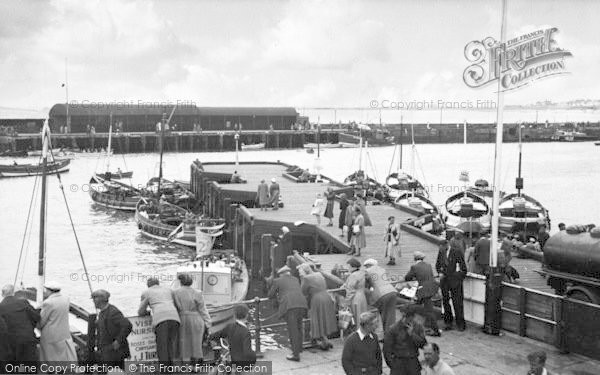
[95,171,134,180]
[89,188,140,211]
[134,199,196,247]
[0,159,70,178]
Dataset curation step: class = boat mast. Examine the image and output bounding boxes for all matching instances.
[516,123,523,197]
[157,112,166,195]
[106,113,113,173]
[398,116,403,172]
[37,120,50,305]
[358,126,363,172]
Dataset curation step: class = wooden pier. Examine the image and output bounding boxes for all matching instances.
[191,160,600,365]
[2,129,341,153]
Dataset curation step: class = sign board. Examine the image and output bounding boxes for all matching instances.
[126,316,157,362]
[463,27,572,91]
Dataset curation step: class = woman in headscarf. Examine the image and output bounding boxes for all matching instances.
[323,187,336,226]
[311,192,326,225]
[298,263,337,350]
[338,193,349,237]
[342,258,368,326]
[173,273,212,363]
[354,194,372,227]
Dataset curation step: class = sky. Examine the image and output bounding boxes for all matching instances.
[0,0,598,119]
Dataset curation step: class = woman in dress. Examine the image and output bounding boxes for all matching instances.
[342,258,368,327]
[350,206,366,257]
[173,273,212,363]
[354,194,372,227]
[323,187,336,226]
[338,193,349,237]
[298,263,337,350]
[311,192,327,225]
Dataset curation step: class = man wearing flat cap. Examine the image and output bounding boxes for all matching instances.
[39,282,78,363]
[364,259,397,332]
[92,290,132,370]
[268,266,308,361]
[405,252,441,336]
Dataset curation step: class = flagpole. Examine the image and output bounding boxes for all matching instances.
[484,0,507,336]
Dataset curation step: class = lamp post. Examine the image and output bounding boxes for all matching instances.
[234,132,240,167]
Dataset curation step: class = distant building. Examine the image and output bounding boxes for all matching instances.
[48,104,298,133]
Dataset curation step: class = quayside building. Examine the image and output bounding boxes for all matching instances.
[48,103,299,133]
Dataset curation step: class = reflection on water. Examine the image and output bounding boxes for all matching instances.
[0,143,598,347]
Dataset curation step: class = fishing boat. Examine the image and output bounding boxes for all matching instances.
[385,124,429,200]
[0,149,28,157]
[171,227,249,334]
[94,118,133,180]
[498,125,550,238]
[343,137,386,199]
[339,123,394,146]
[135,197,210,247]
[0,158,70,178]
[395,191,438,215]
[441,191,492,234]
[89,174,143,211]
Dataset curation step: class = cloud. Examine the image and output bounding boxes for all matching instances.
[260,0,389,70]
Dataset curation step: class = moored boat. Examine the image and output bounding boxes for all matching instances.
[0,158,70,178]
[498,125,550,239]
[135,198,223,247]
[89,174,143,211]
[171,252,249,334]
[441,191,491,233]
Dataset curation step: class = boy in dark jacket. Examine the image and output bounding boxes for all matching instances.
[211,304,257,366]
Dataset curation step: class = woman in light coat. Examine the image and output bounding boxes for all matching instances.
[298,264,337,350]
[173,274,211,362]
[342,258,368,326]
[350,206,366,256]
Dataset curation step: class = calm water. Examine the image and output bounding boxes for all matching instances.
[0,141,598,316]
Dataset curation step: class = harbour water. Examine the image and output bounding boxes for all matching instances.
[0,141,598,317]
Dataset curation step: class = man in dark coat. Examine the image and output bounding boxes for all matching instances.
[383,309,427,375]
[435,240,467,331]
[404,252,440,336]
[211,304,256,366]
[0,284,40,363]
[473,235,491,275]
[268,266,308,361]
[92,289,133,370]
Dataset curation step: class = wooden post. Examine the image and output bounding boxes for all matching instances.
[87,313,97,363]
[253,297,263,357]
[555,297,569,353]
[519,287,527,337]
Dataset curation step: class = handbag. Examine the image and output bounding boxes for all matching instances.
[352,224,360,234]
[338,306,354,329]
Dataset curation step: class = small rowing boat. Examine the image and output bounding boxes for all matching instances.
[0,159,70,178]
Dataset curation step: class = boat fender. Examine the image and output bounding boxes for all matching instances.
[138,223,142,230]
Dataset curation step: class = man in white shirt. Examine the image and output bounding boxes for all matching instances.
[422,343,455,375]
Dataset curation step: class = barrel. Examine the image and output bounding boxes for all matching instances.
[543,231,600,279]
